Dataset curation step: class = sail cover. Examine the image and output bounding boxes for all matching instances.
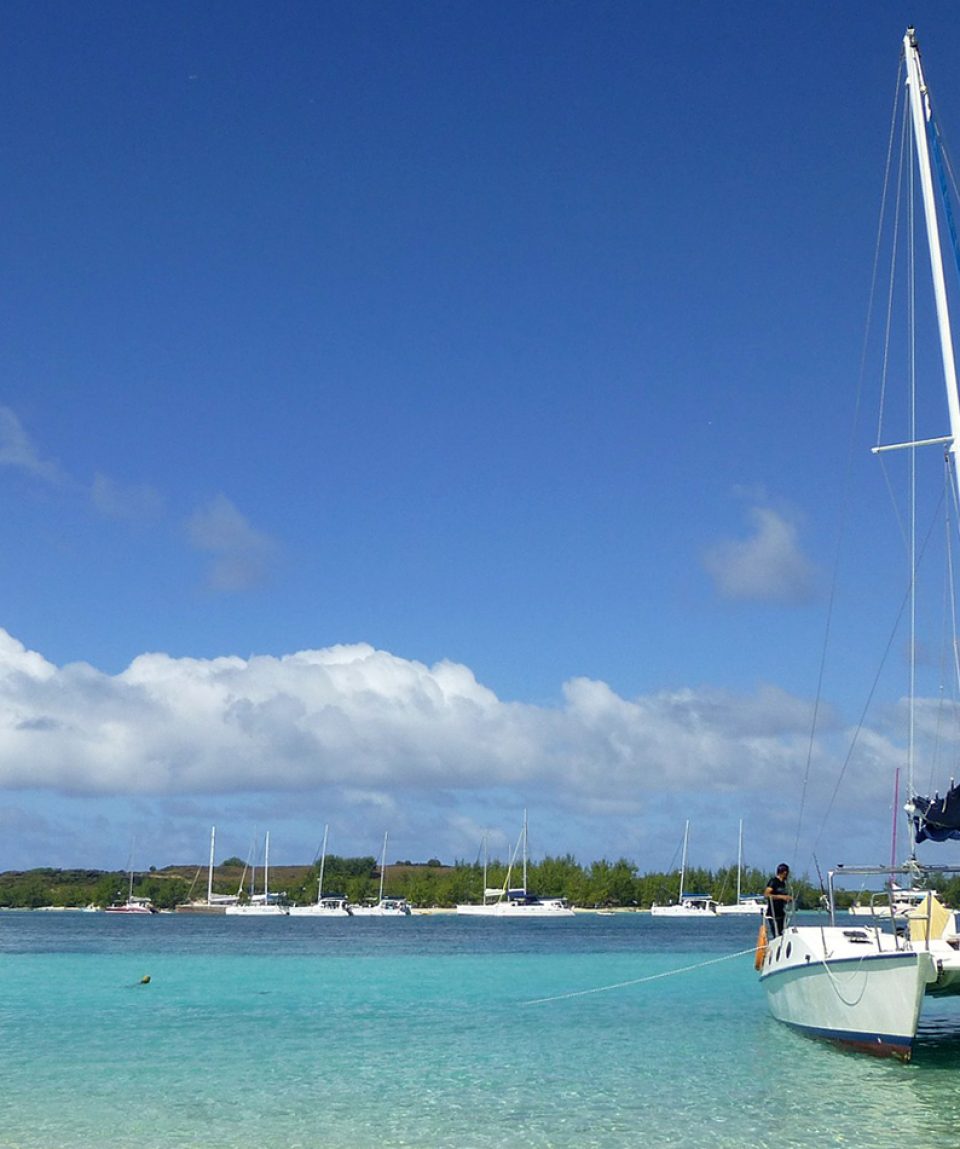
[910,785,960,842]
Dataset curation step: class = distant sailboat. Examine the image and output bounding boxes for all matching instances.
[225,831,288,916]
[176,826,239,914]
[105,840,158,914]
[716,820,764,915]
[650,821,718,918]
[455,810,575,917]
[350,832,411,916]
[290,825,352,916]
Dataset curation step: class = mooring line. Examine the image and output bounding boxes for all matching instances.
[523,946,757,1006]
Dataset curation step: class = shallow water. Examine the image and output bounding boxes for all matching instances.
[1,912,959,1148]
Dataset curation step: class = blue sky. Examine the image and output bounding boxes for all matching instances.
[3,2,960,881]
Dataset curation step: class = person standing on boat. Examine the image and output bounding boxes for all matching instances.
[764,864,792,937]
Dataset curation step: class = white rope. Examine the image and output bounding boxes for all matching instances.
[523,946,757,1006]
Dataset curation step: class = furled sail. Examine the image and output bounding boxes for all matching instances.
[909,785,960,842]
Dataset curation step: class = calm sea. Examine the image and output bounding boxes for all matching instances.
[2,910,960,1148]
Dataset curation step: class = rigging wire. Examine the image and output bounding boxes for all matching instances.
[792,57,906,868]
[800,47,960,863]
[930,455,960,798]
[812,488,945,857]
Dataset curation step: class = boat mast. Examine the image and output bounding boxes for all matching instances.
[736,819,743,903]
[903,29,960,828]
[904,29,960,463]
[522,808,528,895]
[249,834,257,903]
[679,820,689,902]
[378,832,388,902]
[264,831,270,904]
[315,824,329,906]
[503,820,523,895]
[207,825,216,905]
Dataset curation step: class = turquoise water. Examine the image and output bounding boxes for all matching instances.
[3,913,960,1148]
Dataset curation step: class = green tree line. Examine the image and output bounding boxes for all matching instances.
[0,855,856,911]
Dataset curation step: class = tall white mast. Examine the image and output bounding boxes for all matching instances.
[207,826,216,904]
[315,824,329,906]
[736,819,743,903]
[264,831,270,904]
[904,29,960,466]
[679,820,689,902]
[378,832,388,902]
[901,29,960,821]
[522,808,528,895]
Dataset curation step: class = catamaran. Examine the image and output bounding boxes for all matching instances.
[225,830,288,916]
[349,832,412,916]
[290,824,352,916]
[758,29,960,1061]
[650,821,718,918]
[456,811,575,917]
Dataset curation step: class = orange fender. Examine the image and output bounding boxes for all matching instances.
[754,921,767,971]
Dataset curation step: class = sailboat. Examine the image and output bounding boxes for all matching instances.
[175,826,239,914]
[716,820,764,915]
[455,810,575,917]
[759,29,960,1061]
[289,825,352,916]
[349,832,412,916]
[225,831,288,916]
[650,821,719,918]
[104,840,158,914]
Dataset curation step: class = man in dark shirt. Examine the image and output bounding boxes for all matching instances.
[764,863,792,937]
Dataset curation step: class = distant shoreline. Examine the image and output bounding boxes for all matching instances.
[5,904,654,915]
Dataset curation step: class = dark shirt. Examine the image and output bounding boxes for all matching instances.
[765,873,788,935]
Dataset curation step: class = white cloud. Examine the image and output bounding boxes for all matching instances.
[703,505,818,603]
[186,494,277,590]
[0,627,839,810]
[0,406,63,484]
[0,627,926,871]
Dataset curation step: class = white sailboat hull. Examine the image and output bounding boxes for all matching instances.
[716,900,765,916]
[651,896,719,918]
[759,925,937,1059]
[350,901,411,917]
[649,906,719,918]
[455,898,575,918]
[289,904,351,917]
[224,904,288,916]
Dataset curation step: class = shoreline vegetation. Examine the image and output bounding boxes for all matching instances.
[0,856,937,912]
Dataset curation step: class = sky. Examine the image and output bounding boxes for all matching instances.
[4,1,960,883]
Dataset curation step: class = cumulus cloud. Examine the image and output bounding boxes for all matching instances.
[0,627,842,811]
[186,494,277,590]
[703,505,818,603]
[0,406,64,484]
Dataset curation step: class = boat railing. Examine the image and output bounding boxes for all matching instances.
[850,889,900,919]
[828,862,960,951]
